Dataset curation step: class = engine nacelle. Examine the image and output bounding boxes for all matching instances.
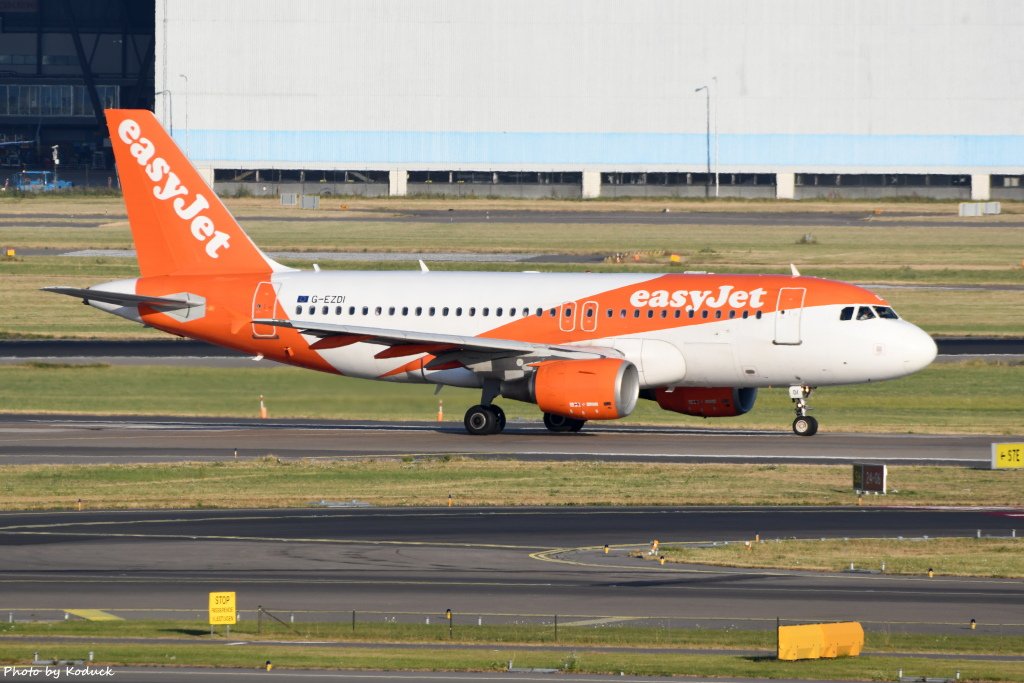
[502,358,640,420]
[649,386,758,418]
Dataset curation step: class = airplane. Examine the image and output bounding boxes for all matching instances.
[45,109,938,436]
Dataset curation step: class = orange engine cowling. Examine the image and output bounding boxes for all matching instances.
[530,358,640,420]
[651,387,758,418]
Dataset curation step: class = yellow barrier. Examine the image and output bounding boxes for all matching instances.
[778,621,863,661]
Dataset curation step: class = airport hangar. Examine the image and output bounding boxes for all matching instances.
[2,0,1023,200]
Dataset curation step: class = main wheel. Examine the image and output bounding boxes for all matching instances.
[465,405,498,435]
[543,412,586,433]
[792,415,819,436]
[486,405,507,433]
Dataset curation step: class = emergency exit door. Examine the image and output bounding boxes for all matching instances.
[251,282,282,338]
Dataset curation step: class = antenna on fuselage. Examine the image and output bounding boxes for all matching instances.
[790,263,801,277]
[418,259,430,272]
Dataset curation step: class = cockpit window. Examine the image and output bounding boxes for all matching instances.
[874,306,899,319]
[839,306,854,321]
[856,306,876,320]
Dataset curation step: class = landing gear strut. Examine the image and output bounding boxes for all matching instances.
[789,385,818,436]
[543,412,586,433]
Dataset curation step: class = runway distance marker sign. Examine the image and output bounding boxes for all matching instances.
[209,591,236,625]
[992,443,1024,469]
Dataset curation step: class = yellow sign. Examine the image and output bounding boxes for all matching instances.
[208,591,236,625]
[992,443,1024,469]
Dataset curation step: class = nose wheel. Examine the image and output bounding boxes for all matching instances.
[464,404,506,435]
[789,385,818,436]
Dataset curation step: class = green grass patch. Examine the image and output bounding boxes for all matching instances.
[1,619,1020,655]
[658,537,1024,578]
[0,359,1021,434]
[0,641,1020,681]
[0,460,1020,510]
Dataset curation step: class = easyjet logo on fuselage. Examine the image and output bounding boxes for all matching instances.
[629,285,768,311]
[117,118,230,259]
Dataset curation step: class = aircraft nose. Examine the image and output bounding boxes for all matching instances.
[900,324,938,374]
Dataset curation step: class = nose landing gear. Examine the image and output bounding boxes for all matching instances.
[789,385,818,436]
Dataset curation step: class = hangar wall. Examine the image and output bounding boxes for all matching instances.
[155,0,1023,198]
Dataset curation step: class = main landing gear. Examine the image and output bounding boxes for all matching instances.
[543,412,586,433]
[464,404,506,435]
[789,385,819,436]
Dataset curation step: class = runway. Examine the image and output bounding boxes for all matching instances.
[0,414,1006,465]
[0,506,1020,636]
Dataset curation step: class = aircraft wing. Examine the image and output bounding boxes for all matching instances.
[254,317,618,360]
[42,286,202,310]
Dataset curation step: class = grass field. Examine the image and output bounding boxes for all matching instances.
[657,537,1024,578]
[1,359,1021,434]
[1,459,1020,510]
[3,195,1023,337]
[2,619,1020,654]
[2,641,1021,681]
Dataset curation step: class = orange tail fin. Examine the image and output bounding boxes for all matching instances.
[105,109,284,278]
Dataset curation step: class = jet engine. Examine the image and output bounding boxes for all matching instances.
[502,358,640,420]
[646,386,758,418]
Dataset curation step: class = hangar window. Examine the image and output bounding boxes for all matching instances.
[857,306,876,320]
[840,306,854,321]
[874,306,899,319]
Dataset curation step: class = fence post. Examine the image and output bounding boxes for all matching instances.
[352,610,356,632]
[554,614,558,642]
[257,605,262,635]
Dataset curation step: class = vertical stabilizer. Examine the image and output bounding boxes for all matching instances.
[105,109,284,277]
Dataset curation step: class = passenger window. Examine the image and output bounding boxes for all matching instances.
[415,307,422,316]
[606,309,613,318]
[549,308,557,317]
[388,306,396,316]
[674,310,681,318]
[442,307,449,316]
[874,306,899,319]
[321,306,328,315]
[840,306,854,321]
[857,306,876,320]
[728,310,736,319]
[335,305,342,315]
[742,311,749,319]
[456,307,462,316]
[755,311,762,320]
[660,310,667,318]
[633,309,640,318]
[362,306,368,315]
[348,306,355,315]
[564,308,573,317]
[469,307,476,316]
[688,310,695,319]
[647,310,654,318]
[620,309,627,318]
[482,307,489,317]
[496,307,503,317]
[702,310,709,319]
[295,305,302,315]
[536,308,543,317]
[374,306,382,315]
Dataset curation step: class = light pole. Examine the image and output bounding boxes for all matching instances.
[178,74,189,155]
[712,76,719,198]
[695,85,710,198]
[155,89,173,137]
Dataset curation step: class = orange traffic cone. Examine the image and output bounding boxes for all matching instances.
[259,395,268,419]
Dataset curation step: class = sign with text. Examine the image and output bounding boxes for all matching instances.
[852,463,887,494]
[992,443,1024,470]
[208,591,236,625]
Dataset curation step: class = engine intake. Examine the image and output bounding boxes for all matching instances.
[502,358,640,420]
[648,386,758,418]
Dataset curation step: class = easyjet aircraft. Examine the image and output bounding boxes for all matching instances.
[47,110,937,436]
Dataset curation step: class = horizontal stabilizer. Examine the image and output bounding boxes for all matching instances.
[42,286,201,310]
